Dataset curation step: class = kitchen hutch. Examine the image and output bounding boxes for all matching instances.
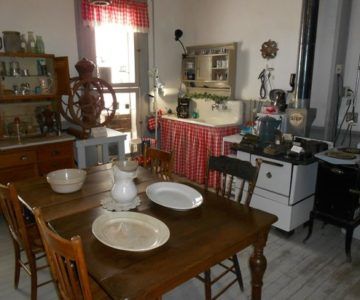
[0,52,74,185]
[182,43,237,98]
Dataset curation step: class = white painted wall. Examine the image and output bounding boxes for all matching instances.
[0,0,78,76]
[151,0,302,113]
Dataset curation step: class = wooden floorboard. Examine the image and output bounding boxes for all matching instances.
[1,214,359,299]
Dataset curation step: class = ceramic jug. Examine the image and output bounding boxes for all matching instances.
[111,160,138,205]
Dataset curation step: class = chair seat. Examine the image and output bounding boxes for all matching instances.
[26,223,44,251]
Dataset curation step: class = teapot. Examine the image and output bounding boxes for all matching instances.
[258,116,281,147]
[111,160,139,210]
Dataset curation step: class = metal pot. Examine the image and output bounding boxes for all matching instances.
[269,89,287,112]
[2,31,21,52]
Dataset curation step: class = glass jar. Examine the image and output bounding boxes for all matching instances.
[35,35,45,54]
[27,31,36,53]
[20,34,27,52]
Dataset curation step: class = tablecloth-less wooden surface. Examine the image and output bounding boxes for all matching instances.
[15,164,277,300]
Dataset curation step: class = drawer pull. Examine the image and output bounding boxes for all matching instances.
[266,172,272,179]
[262,159,284,167]
[51,150,60,156]
[20,155,28,161]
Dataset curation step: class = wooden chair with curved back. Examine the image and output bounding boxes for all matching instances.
[33,207,110,300]
[198,155,262,299]
[0,183,51,300]
[144,147,173,180]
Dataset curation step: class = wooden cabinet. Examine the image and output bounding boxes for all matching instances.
[182,43,237,98]
[0,52,70,102]
[0,140,75,184]
[0,149,38,183]
[37,141,74,175]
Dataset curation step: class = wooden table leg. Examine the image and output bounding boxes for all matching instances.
[249,228,270,300]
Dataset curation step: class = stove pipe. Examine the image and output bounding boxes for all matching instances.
[293,0,320,109]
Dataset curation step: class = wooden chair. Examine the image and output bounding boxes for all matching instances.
[0,183,51,300]
[33,207,110,300]
[144,147,173,180]
[198,155,262,299]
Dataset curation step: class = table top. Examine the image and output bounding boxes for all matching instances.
[16,164,277,299]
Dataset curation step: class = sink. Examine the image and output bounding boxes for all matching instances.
[162,115,241,127]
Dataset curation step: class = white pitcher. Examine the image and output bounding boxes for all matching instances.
[111,160,138,205]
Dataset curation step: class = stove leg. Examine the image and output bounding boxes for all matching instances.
[345,227,353,263]
[303,212,314,243]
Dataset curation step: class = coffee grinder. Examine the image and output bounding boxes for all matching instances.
[176,97,190,118]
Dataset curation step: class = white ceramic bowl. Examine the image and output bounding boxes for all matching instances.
[47,169,87,194]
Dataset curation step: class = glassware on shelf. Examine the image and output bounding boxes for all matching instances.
[27,31,36,53]
[20,34,27,53]
[35,36,45,54]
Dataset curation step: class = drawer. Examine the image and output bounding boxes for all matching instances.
[0,150,37,168]
[251,155,292,197]
[37,141,73,162]
[0,164,38,183]
[38,158,75,176]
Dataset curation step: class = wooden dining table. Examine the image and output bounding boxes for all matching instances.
[15,163,277,300]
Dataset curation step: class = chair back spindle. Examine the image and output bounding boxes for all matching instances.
[34,208,93,300]
[205,155,262,206]
[144,147,173,180]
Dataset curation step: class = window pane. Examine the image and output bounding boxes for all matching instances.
[95,24,135,84]
[101,92,137,154]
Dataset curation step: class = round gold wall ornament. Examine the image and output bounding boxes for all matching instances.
[260,40,279,59]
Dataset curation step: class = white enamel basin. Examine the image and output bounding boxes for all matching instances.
[162,115,240,127]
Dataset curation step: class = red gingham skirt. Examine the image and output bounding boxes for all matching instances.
[161,119,239,187]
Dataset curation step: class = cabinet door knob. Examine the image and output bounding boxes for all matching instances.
[266,172,272,178]
[20,155,28,161]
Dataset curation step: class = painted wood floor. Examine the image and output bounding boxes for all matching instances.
[1,216,359,300]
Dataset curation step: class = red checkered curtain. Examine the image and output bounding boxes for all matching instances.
[81,0,149,32]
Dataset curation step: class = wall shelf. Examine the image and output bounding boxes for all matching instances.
[181,42,237,98]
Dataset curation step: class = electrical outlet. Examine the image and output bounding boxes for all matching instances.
[336,64,343,74]
[346,112,358,123]
[343,86,351,97]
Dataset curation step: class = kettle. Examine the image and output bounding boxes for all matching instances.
[258,116,281,147]
[269,89,286,112]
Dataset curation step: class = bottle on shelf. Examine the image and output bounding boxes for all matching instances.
[27,31,36,53]
[20,34,27,53]
[35,36,45,54]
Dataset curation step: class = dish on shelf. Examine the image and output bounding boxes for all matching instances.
[146,182,203,211]
[92,212,170,251]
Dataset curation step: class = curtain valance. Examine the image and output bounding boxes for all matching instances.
[81,0,149,32]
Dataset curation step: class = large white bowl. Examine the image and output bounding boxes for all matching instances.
[47,169,87,194]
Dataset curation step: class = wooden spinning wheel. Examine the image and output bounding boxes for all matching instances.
[67,77,116,129]
[58,58,117,138]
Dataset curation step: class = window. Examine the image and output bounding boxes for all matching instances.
[95,24,139,154]
[95,24,136,85]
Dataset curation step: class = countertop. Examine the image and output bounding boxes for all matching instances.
[162,114,241,128]
[0,133,75,151]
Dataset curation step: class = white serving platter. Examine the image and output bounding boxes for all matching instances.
[92,212,170,251]
[146,182,203,211]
